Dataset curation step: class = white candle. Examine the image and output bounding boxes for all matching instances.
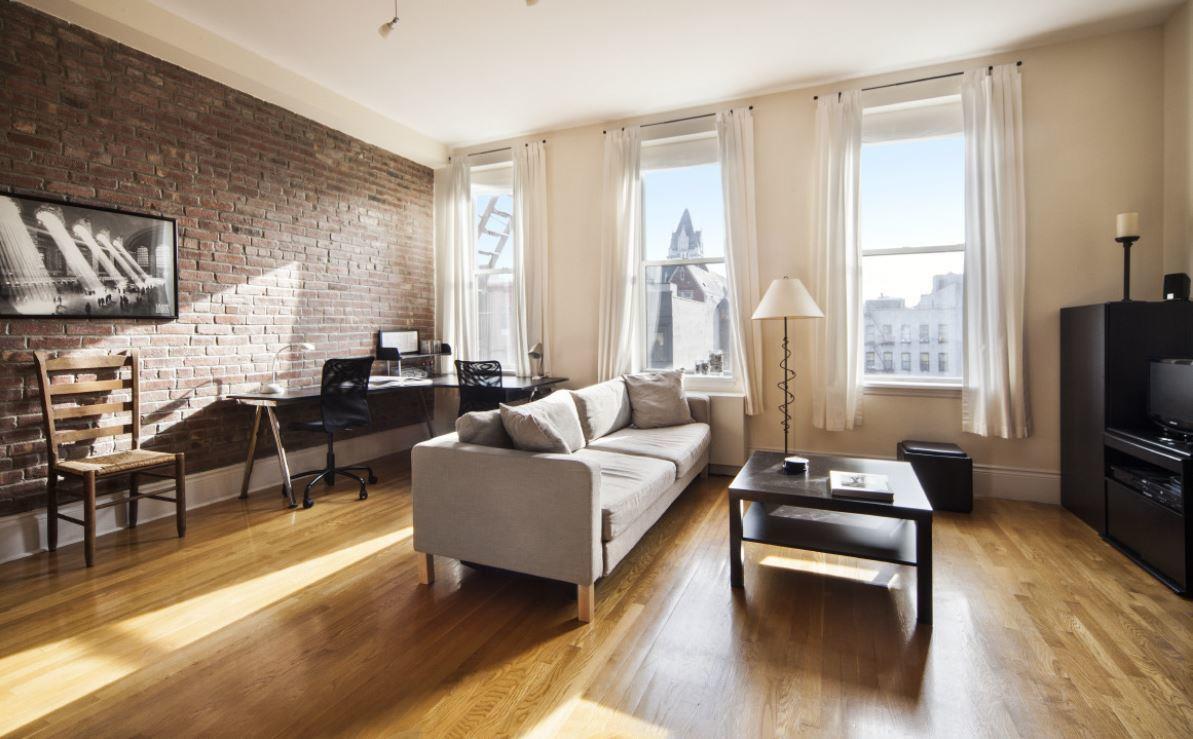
[1116,212,1139,239]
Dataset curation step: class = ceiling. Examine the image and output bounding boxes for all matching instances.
[76,0,1193,151]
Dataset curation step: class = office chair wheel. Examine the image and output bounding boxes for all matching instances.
[368,474,378,484]
[358,487,368,501]
[302,497,315,509]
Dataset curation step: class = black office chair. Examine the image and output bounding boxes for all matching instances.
[288,357,378,509]
[455,359,504,417]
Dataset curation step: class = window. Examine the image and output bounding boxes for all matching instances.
[640,128,731,378]
[866,351,876,371]
[860,93,964,386]
[471,161,516,369]
[938,353,948,373]
[882,351,893,372]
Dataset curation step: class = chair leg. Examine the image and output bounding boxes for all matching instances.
[128,471,139,528]
[46,471,58,552]
[174,454,187,538]
[342,465,378,484]
[417,552,434,585]
[326,433,335,487]
[577,583,595,623]
[83,471,97,567]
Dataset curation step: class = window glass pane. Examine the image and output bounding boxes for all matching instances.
[471,166,516,369]
[860,136,964,251]
[863,251,962,382]
[645,262,732,377]
[642,164,725,261]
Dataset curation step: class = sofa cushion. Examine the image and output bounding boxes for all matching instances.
[571,378,632,441]
[455,409,513,448]
[624,370,693,428]
[586,422,711,478]
[500,391,586,453]
[575,449,676,542]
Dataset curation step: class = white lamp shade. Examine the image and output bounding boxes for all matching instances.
[752,277,823,320]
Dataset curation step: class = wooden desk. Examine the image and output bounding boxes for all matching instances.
[227,374,567,507]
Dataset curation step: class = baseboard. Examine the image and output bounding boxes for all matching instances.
[750,446,1060,505]
[0,424,429,565]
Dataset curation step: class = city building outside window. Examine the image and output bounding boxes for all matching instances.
[866,351,877,371]
[883,351,893,372]
[470,160,516,369]
[860,92,964,386]
[640,126,731,378]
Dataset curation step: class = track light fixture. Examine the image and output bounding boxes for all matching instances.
[378,0,398,38]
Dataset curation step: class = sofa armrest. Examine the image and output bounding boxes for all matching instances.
[686,392,711,425]
[412,434,603,586]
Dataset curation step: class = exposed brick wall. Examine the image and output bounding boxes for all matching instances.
[0,3,435,515]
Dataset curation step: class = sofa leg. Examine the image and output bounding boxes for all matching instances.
[577,583,594,623]
[417,552,435,585]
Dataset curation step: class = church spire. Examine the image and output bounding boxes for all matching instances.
[668,209,703,259]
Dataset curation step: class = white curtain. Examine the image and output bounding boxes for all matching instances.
[434,158,476,361]
[512,141,549,376]
[810,91,865,431]
[961,63,1031,438]
[596,127,643,381]
[716,108,764,415]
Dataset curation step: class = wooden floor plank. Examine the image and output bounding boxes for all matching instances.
[0,453,1189,738]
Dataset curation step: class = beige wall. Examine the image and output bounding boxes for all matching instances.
[1165,1,1193,276]
[454,26,1169,495]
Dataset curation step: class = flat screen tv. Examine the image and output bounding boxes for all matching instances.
[1149,359,1193,437]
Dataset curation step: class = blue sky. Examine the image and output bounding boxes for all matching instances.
[643,164,725,260]
[861,135,965,251]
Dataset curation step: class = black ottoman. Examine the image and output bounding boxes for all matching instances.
[897,440,973,513]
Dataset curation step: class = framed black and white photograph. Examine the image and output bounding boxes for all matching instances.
[0,193,177,319]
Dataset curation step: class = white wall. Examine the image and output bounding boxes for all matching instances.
[453,25,1171,501]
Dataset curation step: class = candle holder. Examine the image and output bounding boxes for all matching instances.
[1115,235,1138,302]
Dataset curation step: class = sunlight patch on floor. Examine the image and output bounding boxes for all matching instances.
[527,696,669,738]
[759,553,898,586]
[0,526,412,735]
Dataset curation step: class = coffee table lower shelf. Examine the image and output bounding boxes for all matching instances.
[740,503,918,566]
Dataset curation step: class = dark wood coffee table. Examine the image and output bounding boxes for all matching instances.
[728,451,935,624]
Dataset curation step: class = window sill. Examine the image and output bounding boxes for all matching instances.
[683,375,738,394]
[864,381,961,398]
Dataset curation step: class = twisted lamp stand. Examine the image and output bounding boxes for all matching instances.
[778,317,795,457]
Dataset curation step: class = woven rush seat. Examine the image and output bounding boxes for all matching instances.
[57,448,177,476]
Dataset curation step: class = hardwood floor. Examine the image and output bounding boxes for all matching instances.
[0,453,1190,737]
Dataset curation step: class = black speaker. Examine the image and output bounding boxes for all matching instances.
[1163,273,1190,301]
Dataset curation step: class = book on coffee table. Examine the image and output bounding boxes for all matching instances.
[829,470,894,502]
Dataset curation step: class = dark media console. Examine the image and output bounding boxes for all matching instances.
[1060,301,1193,594]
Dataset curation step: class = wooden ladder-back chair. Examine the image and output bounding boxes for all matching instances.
[33,351,186,566]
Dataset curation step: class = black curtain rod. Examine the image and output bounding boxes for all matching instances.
[603,105,753,135]
[449,140,547,162]
[813,60,1022,100]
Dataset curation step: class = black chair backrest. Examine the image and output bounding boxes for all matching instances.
[320,357,374,432]
[455,359,504,416]
[456,360,503,387]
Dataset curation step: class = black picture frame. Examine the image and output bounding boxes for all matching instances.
[0,192,179,319]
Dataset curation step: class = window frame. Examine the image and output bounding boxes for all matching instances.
[859,92,966,394]
[637,125,735,391]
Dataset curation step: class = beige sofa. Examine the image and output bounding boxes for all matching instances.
[412,378,710,622]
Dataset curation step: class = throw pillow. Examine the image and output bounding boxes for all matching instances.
[623,369,692,429]
[455,409,513,448]
[571,378,632,441]
[500,391,586,453]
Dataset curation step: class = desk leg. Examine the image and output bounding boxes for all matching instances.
[729,494,744,588]
[916,516,933,625]
[417,388,434,439]
[265,406,295,508]
[239,406,263,499]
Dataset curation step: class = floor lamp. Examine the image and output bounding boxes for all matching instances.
[751,277,823,464]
